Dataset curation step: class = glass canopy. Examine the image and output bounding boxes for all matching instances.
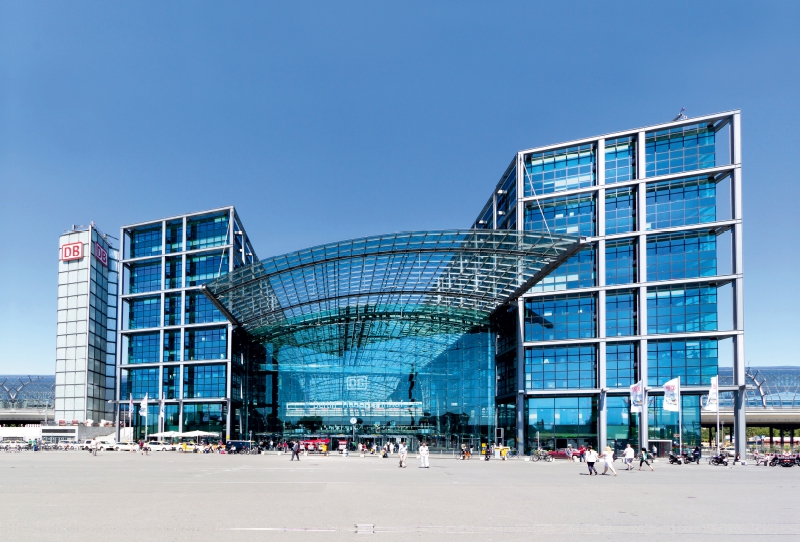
[202,230,581,335]
[201,230,581,440]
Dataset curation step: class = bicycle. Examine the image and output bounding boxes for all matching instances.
[530,449,553,462]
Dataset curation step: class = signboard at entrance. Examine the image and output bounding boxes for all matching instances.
[60,242,83,262]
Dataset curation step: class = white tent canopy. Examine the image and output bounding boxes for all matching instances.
[179,430,220,438]
[149,431,180,438]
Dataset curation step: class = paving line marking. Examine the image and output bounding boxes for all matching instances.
[228,528,336,532]
[223,523,800,535]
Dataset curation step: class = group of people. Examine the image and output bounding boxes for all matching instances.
[568,443,656,475]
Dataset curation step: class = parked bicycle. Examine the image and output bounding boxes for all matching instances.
[530,448,553,462]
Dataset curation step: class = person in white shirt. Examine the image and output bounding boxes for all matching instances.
[419,441,430,468]
[584,445,599,475]
[398,441,408,468]
[623,443,635,470]
[600,446,618,476]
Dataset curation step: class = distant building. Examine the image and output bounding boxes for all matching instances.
[0,375,55,425]
[720,366,800,408]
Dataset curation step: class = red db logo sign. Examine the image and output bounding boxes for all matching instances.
[95,242,108,267]
[61,242,83,262]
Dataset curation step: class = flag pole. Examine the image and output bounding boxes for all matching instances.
[717,394,724,455]
[679,377,683,456]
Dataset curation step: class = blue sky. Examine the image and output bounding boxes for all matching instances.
[1,1,798,374]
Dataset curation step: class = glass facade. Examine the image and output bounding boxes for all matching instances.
[646,176,716,230]
[524,144,595,196]
[127,296,160,329]
[121,367,160,400]
[513,112,739,456]
[606,343,637,388]
[525,194,595,236]
[524,345,596,390]
[648,395,701,447]
[605,136,635,184]
[647,232,716,282]
[605,187,636,235]
[185,291,225,324]
[647,339,718,386]
[606,395,638,452]
[163,365,179,399]
[183,403,227,434]
[605,240,637,286]
[525,396,597,449]
[184,364,227,398]
[606,290,636,337]
[645,123,715,177]
[128,259,161,293]
[187,214,229,250]
[118,208,254,440]
[530,246,595,293]
[127,332,159,364]
[201,230,577,447]
[525,294,596,341]
[184,327,227,360]
[647,284,717,334]
[186,252,228,286]
[113,113,743,452]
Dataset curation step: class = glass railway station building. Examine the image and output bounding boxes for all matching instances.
[111,110,746,456]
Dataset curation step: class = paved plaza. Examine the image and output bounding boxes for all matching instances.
[2,451,799,541]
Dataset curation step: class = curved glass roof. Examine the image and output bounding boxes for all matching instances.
[202,229,582,340]
[202,230,581,403]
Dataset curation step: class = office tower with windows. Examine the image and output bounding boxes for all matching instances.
[475,110,745,457]
[115,207,256,440]
[55,223,119,424]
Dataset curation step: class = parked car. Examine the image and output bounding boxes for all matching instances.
[147,441,174,451]
[57,440,80,450]
[79,439,95,450]
[114,441,139,452]
[97,441,117,451]
[2,440,27,451]
[548,448,577,460]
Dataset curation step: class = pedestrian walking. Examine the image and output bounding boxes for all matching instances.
[623,443,635,470]
[639,448,654,471]
[565,444,573,462]
[419,441,430,468]
[398,441,408,468]
[585,445,598,475]
[291,440,301,461]
[600,446,617,476]
[578,445,586,462]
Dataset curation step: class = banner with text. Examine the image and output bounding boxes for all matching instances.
[630,381,644,413]
[663,377,681,412]
[703,375,719,412]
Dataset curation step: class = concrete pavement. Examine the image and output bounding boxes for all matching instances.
[1,450,798,541]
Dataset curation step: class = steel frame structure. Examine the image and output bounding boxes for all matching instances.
[474,110,745,457]
[114,206,257,441]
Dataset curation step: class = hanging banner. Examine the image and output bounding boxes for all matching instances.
[140,394,148,417]
[663,377,681,412]
[159,399,165,419]
[629,380,644,413]
[703,376,719,412]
